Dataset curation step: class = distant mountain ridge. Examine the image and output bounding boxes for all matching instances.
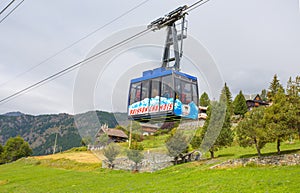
[3,111,25,117]
[0,110,127,155]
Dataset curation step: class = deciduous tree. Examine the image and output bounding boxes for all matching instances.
[103,143,120,169]
[166,130,188,164]
[3,136,32,163]
[0,144,3,164]
[236,107,271,156]
[98,133,109,147]
[126,149,144,171]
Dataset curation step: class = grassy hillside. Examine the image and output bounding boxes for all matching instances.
[0,158,300,193]
[0,140,300,192]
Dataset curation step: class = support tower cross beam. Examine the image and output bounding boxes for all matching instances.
[148,5,188,71]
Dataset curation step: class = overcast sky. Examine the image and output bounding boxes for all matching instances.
[0,0,299,115]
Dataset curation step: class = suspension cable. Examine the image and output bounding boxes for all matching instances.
[0,0,24,24]
[0,0,211,105]
[0,0,150,88]
[0,28,152,105]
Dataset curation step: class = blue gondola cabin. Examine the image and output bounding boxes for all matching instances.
[128,67,199,122]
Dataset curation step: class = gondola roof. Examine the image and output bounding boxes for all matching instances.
[130,67,197,83]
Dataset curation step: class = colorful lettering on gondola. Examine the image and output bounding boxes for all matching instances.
[128,96,174,115]
[129,106,149,115]
[159,103,173,111]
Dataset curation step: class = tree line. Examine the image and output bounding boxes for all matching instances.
[192,74,299,157]
[237,75,300,156]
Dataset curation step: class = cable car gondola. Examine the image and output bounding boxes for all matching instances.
[128,67,198,122]
[128,6,199,122]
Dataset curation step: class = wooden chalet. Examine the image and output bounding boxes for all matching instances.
[246,94,269,110]
[96,124,128,143]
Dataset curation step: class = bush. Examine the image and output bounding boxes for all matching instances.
[130,141,144,150]
[132,133,144,142]
[0,144,4,164]
[2,136,32,163]
[126,149,144,171]
[103,143,120,169]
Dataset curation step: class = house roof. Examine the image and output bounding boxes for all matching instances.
[243,94,262,101]
[246,100,269,106]
[142,127,157,133]
[246,94,269,105]
[140,123,159,129]
[104,128,128,138]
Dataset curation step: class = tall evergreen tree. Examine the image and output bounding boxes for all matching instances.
[200,92,210,106]
[286,76,300,140]
[260,89,268,101]
[286,76,299,100]
[267,74,283,101]
[264,87,296,154]
[221,83,233,115]
[199,87,234,158]
[233,90,248,117]
[296,76,300,93]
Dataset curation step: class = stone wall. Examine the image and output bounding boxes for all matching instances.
[102,153,173,172]
[211,154,300,169]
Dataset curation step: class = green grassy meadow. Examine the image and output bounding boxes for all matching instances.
[0,158,300,193]
[0,140,300,192]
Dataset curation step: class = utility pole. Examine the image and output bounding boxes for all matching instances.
[53,133,58,154]
[129,120,132,149]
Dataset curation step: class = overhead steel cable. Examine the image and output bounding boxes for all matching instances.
[0,0,150,88]
[0,0,211,105]
[0,28,152,105]
[0,0,24,24]
[0,0,16,16]
[185,0,211,13]
[147,0,211,30]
